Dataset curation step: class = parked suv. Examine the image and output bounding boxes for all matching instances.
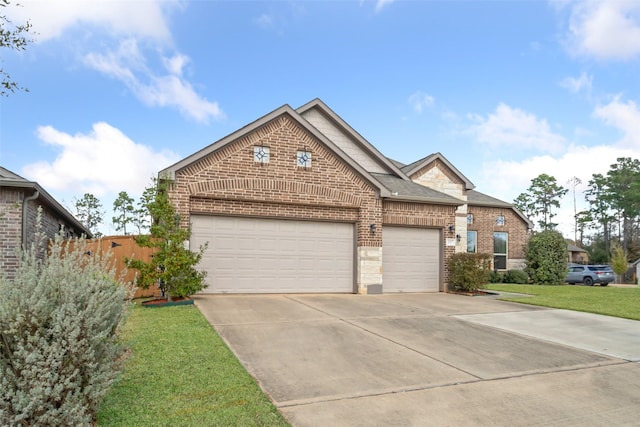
[566,264,615,286]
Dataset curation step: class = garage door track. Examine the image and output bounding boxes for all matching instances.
[195,293,640,426]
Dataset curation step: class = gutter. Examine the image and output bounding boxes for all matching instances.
[22,189,40,250]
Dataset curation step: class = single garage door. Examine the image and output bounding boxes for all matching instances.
[383,226,440,292]
[191,216,354,293]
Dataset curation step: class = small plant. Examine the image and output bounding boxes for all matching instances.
[503,269,529,284]
[448,253,492,293]
[610,242,627,284]
[489,270,504,283]
[126,177,208,300]
[525,230,567,285]
[0,213,133,425]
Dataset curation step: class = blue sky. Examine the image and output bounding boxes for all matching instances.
[2,0,640,237]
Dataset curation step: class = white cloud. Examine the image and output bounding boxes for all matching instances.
[23,122,179,196]
[593,96,640,149]
[6,0,179,44]
[477,144,639,237]
[375,0,395,13]
[560,71,593,93]
[565,0,640,60]
[84,39,224,123]
[408,91,435,114]
[254,13,276,30]
[468,103,566,154]
[8,0,222,123]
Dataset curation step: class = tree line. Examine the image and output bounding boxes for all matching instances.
[514,157,640,264]
[73,184,157,237]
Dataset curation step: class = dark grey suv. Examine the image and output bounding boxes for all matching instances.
[566,264,615,286]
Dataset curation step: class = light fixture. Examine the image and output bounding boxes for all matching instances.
[456,234,461,242]
[369,223,376,234]
[111,241,122,248]
[448,225,455,233]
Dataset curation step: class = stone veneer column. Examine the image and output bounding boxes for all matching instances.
[357,246,383,294]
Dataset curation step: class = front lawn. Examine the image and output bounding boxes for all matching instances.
[487,284,640,321]
[97,304,290,426]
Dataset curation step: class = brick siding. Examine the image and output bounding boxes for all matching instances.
[169,114,383,248]
[468,206,529,268]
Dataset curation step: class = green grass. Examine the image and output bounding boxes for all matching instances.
[487,284,640,321]
[97,304,290,426]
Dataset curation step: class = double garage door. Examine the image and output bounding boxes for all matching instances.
[191,216,354,293]
[191,216,440,294]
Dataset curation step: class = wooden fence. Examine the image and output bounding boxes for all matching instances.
[84,235,161,299]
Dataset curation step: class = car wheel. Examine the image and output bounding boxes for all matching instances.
[583,277,594,286]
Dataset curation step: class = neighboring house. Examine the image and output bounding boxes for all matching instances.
[568,244,589,264]
[631,259,640,285]
[0,167,92,278]
[161,99,532,294]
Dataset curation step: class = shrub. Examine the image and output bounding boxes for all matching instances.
[0,222,132,425]
[448,253,492,293]
[127,177,207,300]
[503,269,529,284]
[525,230,567,285]
[489,270,504,283]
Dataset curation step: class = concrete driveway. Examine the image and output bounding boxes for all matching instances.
[194,293,640,426]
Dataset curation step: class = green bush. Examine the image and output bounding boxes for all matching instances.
[503,269,529,284]
[0,223,132,425]
[448,253,492,292]
[525,230,567,285]
[489,270,504,283]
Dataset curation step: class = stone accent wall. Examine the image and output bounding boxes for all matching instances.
[168,113,384,293]
[382,200,456,290]
[411,162,465,199]
[357,247,383,294]
[468,206,529,270]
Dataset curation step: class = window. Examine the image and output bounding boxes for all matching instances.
[496,215,505,226]
[253,146,270,163]
[493,232,508,270]
[297,150,312,168]
[466,213,474,224]
[467,231,477,253]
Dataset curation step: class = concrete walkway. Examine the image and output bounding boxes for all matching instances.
[194,293,640,426]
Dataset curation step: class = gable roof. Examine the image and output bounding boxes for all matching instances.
[568,244,588,253]
[160,104,392,197]
[468,189,534,229]
[296,99,409,180]
[401,152,475,190]
[0,166,93,237]
[372,173,464,206]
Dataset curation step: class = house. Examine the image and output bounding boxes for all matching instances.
[160,99,532,294]
[568,244,589,264]
[0,167,92,278]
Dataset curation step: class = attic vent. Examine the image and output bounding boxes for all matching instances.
[254,146,270,163]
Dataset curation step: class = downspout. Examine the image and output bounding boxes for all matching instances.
[22,189,40,250]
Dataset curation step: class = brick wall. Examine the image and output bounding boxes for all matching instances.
[468,205,529,269]
[1,188,88,279]
[0,189,22,277]
[169,114,383,248]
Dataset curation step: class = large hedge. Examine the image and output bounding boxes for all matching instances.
[525,230,567,285]
[448,253,492,292]
[0,221,132,425]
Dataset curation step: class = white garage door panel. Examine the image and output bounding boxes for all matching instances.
[191,216,354,293]
[383,227,440,293]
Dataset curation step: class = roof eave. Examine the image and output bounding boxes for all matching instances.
[296,99,410,180]
[384,194,465,206]
[160,103,392,198]
[0,179,93,237]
